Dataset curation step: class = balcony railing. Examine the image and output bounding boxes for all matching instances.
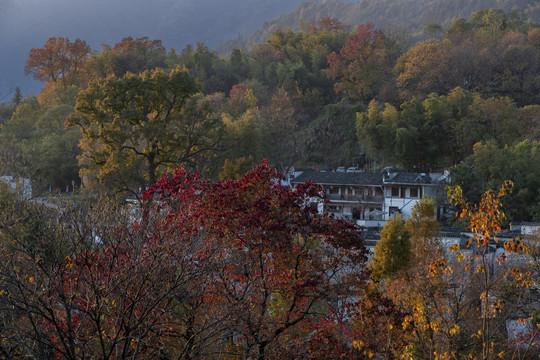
[326,194,384,203]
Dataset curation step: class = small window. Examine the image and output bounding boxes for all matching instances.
[391,187,399,197]
[352,207,362,220]
[400,187,406,198]
[410,187,418,198]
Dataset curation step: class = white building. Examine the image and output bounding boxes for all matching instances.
[290,168,451,228]
[0,175,32,199]
[383,169,451,219]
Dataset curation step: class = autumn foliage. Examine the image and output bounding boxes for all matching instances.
[142,161,370,359]
[25,37,90,86]
[0,162,374,359]
[327,23,392,100]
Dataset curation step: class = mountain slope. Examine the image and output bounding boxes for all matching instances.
[217,0,540,52]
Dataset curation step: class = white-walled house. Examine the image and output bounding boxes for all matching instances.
[510,222,540,236]
[289,168,451,227]
[290,169,386,227]
[383,170,451,220]
[0,175,32,199]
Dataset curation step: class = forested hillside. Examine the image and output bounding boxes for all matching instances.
[1,8,539,221]
[218,0,540,52]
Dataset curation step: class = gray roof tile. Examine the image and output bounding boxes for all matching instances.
[384,172,433,184]
[290,170,384,186]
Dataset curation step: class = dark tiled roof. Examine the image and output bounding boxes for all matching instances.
[441,227,520,239]
[384,172,433,184]
[497,230,521,238]
[290,170,383,186]
[440,226,466,234]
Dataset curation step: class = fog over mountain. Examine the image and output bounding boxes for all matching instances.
[0,0,307,97]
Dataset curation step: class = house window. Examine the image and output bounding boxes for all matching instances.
[352,207,362,220]
[391,187,399,197]
[410,187,419,198]
[328,186,339,194]
[400,187,406,198]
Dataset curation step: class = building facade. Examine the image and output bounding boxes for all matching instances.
[290,168,451,227]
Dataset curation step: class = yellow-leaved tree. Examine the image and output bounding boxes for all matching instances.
[373,189,535,359]
[447,181,534,359]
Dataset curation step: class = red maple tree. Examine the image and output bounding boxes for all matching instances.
[145,161,370,359]
[8,162,373,359]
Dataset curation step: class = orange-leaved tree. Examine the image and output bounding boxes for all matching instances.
[25,37,90,87]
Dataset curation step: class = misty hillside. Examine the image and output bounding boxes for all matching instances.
[2,0,539,97]
[0,0,310,97]
[218,0,540,52]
